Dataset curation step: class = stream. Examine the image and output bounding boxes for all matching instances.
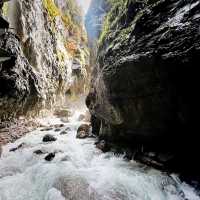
[0,108,199,200]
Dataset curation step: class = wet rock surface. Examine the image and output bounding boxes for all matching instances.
[9,143,26,152]
[0,0,90,122]
[60,131,68,135]
[45,153,55,161]
[95,140,110,153]
[42,134,57,142]
[87,0,200,179]
[0,32,42,120]
[76,124,91,139]
[33,149,46,155]
[54,128,61,132]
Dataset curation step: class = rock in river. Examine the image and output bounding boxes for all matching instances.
[60,131,68,135]
[76,124,91,139]
[45,153,55,161]
[42,134,57,142]
[95,140,110,153]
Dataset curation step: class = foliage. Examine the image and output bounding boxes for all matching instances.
[99,0,127,44]
[64,0,83,27]
[2,2,8,17]
[42,0,87,43]
[42,0,88,60]
[43,0,60,20]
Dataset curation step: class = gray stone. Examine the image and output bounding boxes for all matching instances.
[42,134,57,142]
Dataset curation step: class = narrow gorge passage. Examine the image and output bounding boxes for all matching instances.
[1,0,200,199]
[0,106,199,200]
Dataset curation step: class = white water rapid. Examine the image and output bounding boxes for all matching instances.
[0,107,199,200]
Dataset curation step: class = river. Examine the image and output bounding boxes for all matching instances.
[0,108,199,200]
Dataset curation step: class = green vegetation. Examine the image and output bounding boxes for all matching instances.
[99,0,128,45]
[99,0,150,46]
[2,2,8,17]
[43,0,60,19]
[42,0,88,64]
[42,0,89,98]
[42,0,84,39]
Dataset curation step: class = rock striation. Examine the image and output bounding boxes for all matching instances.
[87,0,200,176]
[0,0,90,121]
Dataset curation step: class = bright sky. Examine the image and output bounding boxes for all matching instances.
[77,0,91,14]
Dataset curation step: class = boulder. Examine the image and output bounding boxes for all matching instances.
[9,143,26,152]
[53,176,91,200]
[45,153,55,161]
[60,131,68,135]
[41,127,53,131]
[95,140,110,153]
[42,134,57,142]
[76,124,91,139]
[65,127,71,131]
[76,131,88,139]
[54,128,61,132]
[33,149,47,155]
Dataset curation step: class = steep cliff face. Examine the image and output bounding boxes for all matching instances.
[87,0,200,169]
[0,0,89,121]
[0,32,42,120]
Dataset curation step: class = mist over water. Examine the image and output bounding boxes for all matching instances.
[0,107,199,200]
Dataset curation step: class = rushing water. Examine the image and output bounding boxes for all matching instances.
[0,109,199,200]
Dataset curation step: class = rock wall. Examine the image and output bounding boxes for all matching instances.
[0,0,90,121]
[87,0,200,173]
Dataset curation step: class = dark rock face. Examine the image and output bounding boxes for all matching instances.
[0,16,9,28]
[42,134,57,142]
[0,32,42,120]
[87,0,200,174]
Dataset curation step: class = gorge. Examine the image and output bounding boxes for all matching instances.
[1,0,200,199]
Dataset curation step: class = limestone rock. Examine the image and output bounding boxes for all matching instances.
[0,32,42,120]
[87,0,200,151]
